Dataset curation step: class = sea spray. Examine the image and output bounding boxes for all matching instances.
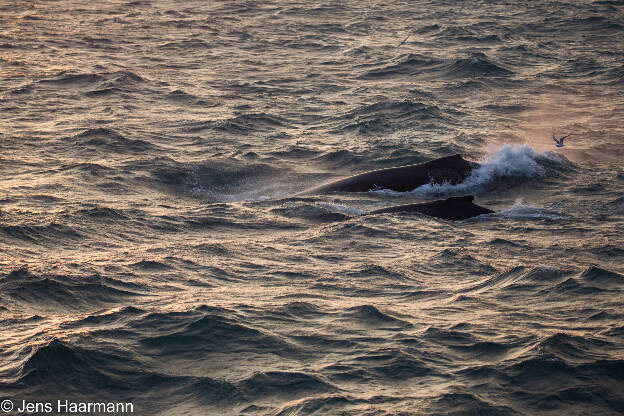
[375,144,566,197]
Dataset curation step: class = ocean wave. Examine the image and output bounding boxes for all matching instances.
[185,113,291,134]
[290,334,357,350]
[423,326,477,346]
[39,72,104,86]
[42,70,146,97]
[537,267,624,296]
[578,266,624,287]
[354,99,441,117]
[84,87,124,97]
[111,70,145,83]
[331,99,444,134]
[73,206,128,219]
[303,222,389,243]
[563,15,624,32]
[547,277,603,295]
[352,350,434,380]
[345,305,412,328]
[456,34,503,43]
[151,157,293,202]
[61,306,145,329]
[130,260,173,271]
[463,265,570,293]
[273,395,353,416]
[451,340,511,360]
[164,89,206,104]
[495,354,624,412]
[273,301,324,319]
[138,310,297,356]
[312,149,365,168]
[344,264,406,279]
[270,202,352,222]
[360,54,441,78]
[606,196,624,212]
[361,52,512,80]
[428,248,497,275]
[267,145,320,160]
[72,128,154,153]
[8,84,33,95]
[15,339,242,408]
[504,355,578,389]
[0,268,143,312]
[442,53,513,78]
[19,339,124,387]
[428,392,518,416]
[239,371,335,398]
[0,222,82,243]
[57,162,115,175]
[377,144,572,198]
[158,39,212,50]
[528,332,613,363]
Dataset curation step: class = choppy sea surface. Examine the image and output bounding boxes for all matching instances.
[1,1,623,415]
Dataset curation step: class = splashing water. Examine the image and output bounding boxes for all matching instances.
[375,144,566,197]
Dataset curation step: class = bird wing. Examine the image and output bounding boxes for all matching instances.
[559,134,571,142]
[552,135,560,144]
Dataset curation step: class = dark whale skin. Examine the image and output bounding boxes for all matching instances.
[369,195,494,221]
[299,154,477,195]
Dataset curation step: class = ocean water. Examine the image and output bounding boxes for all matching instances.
[1,0,623,415]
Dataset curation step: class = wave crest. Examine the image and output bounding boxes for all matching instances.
[379,144,570,197]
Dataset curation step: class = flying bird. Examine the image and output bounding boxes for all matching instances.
[397,34,410,47]
[552,134,570,147]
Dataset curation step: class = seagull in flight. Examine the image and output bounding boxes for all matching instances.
[397,34,410,47]
[552,134,570,147]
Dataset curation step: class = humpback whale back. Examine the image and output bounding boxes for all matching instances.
[369,195,493,221]
[300,154,477,195]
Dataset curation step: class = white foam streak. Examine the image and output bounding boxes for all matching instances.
[492,201,570,220]
[316,203,365,216]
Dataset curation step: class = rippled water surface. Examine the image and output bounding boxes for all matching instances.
[1,0,623,415]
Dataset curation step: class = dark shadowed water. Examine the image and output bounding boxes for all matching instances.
[1,0,623,415]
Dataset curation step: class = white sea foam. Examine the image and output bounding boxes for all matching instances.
[184,170,293,202]
[374,144,564,197]
[316,202,365,216]
[491,201,570,220]
[466,198,569,221]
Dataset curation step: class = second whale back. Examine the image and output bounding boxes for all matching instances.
[369,195,494,221]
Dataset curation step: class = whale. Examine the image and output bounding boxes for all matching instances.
[299,154,477,195]
[368,195,493,220]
